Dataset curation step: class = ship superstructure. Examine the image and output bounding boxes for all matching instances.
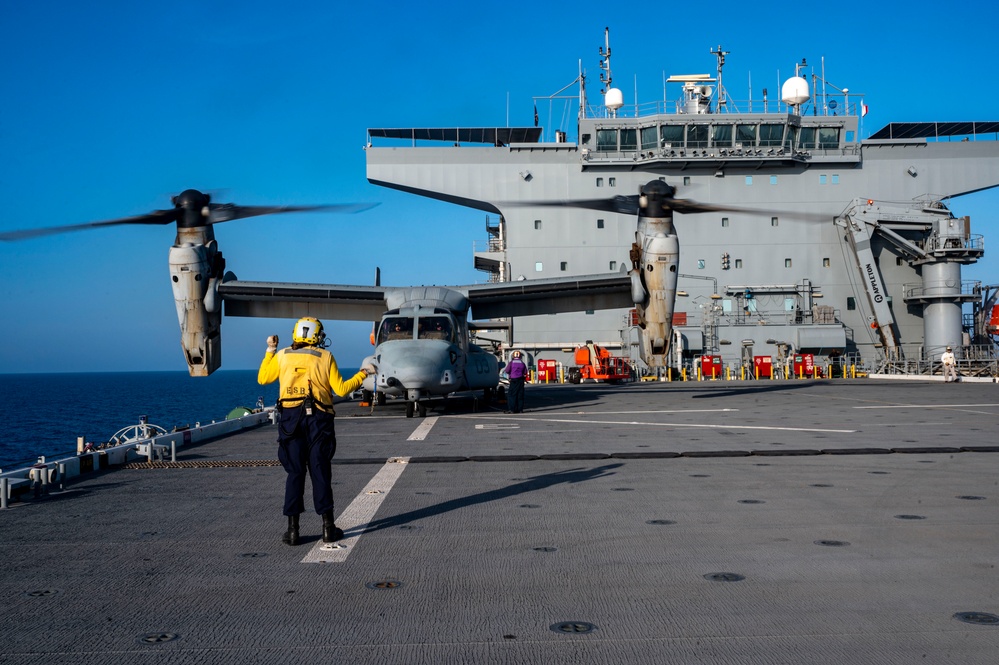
[365,37,999,376]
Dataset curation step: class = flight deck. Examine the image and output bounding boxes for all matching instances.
[2,379,999,664]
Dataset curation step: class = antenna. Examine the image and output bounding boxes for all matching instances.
[598,27,612,94]
[710,45,730,111]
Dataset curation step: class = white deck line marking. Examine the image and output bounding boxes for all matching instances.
[854,404,999,409]
[301,457,410,564]
[407,416,439,441]
[471,415,855,434]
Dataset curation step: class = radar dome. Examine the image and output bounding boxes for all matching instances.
[781,76,810,106]
[604,88,624,111]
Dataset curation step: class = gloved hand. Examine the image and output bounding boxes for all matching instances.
[361,363,377,376]
[266,335,279,354]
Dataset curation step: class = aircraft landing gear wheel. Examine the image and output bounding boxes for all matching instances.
[376,392,387,406]
[361,389,373,403]
[483,387,493,406]
[406,401,415,418]
[418,402,427,418]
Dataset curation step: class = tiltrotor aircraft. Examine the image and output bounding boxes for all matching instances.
[1,182,750,416]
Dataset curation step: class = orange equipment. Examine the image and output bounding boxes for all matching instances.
[572,342,632,382]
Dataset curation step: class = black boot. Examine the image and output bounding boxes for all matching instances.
[282,515,300,546]
[322,510,344,543]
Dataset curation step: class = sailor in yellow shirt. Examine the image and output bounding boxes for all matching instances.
[258,317,375,546]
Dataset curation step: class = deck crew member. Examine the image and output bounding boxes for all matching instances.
[941,346,958,383]
[505,351,528,414]
[258,317,375,546]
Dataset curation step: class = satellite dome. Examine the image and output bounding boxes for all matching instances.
[781,76,810,106]
[605,88,624,111]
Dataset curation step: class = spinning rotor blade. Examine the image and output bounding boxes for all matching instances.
[0,190,379,241]
[525,195,641,216]
[207,202,379,224]
[0,209,179,241]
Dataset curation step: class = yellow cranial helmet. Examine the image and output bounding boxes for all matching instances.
[292,317,325,345]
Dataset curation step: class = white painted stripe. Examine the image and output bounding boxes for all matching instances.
[475,423,521,430]
[301,457,410,564]
[407,416,439,441]
[471,415,855,434]
[854,404,999,409]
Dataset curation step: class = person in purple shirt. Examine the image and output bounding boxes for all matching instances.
[505,351,528,413]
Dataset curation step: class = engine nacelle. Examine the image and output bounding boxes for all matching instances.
[169,239,222,376]
[634,228,679,367]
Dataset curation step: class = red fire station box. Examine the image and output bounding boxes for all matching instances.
[537,359,557,382]
[792,353,814,377]
[753,356,773,378]
[700,355,722,379]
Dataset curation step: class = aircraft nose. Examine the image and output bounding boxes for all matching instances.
[376,341,453,389]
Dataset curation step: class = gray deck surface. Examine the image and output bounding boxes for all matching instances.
[3,379,999,664]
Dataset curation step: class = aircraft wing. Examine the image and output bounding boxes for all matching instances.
[218,277,388,321]
[464,273,634,319]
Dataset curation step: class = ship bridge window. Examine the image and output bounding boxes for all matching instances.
[687,125,708,148]
[818,127,840,148]
[596,129,617,151]
[759,124,784,147]
[711,125,733,147]
[661,125,684,147]
[736,124,757,146]
[641,126,659,150]
[620,128,637,151]
[798,127,816,149]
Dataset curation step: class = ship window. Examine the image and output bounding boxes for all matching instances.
[736,124,757,146]
[608,177,616,187]
[596,129,617,151]
[824,258,831,267]
[683,176,691,186]
[818,127,840,148]
[661,125,684,146]
[585,310,595,315]
[535,262,543,272]
[831,174,840,184]
[770,175,778,185]
[745,176,753,185]
[597,219,604,229]
[759,124,784,146]
[711,125,733,147]
[620,129,637,151]
[560,261,567,271]
[721,217,729,227]
[609,260,617,271]
[534,219,542,229]
[596,177,603,187]
[784,298,796,311]
[896,257,904,266]
[687,125,708,148]
[819,174,827,185]
[798,127,816,149]
[735,259,743,269]
[771,217,779,227]
[785,258,792,268]
[784,126,797,150]
[697,259,705,270]
[641,126,659,150]
[847,297,856,311]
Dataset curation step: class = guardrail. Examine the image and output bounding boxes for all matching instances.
[1,410,272,508]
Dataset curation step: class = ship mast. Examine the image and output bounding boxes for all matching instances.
[711,45,730,112]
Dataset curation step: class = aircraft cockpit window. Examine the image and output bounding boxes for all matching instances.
[378,317,414,343]
[417,316,454,342]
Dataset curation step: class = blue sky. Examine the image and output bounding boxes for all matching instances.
[2,1,997,374]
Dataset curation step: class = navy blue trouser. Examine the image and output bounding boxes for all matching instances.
[277,406,337,516]
[508,378,525,413]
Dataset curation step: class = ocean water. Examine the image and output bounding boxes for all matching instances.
[0,370,360,471]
